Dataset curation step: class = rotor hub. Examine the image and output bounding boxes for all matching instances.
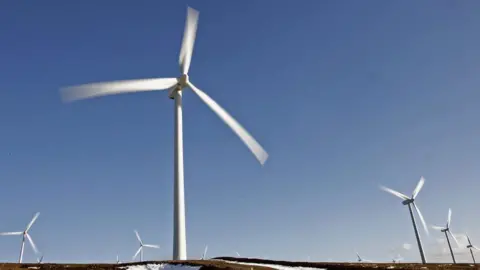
[177,74,189,89]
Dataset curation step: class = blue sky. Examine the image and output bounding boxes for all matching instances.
[1,0,480,264]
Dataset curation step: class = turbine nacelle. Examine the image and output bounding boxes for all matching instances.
[169,74,189,99]
[402,198,414,205]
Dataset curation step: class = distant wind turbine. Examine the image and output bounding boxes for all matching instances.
[392,255,403,263]
[132,230,160,262]
[201,245,208,260]
[380,177,429,264]
[235,251,241,257]
[355,252,372,263]
[116,254,121,264]
[59,6,269,261]
[432,208,460,264]
[465,233,479,263]
[37,254,43,264]
[0,212,40,263]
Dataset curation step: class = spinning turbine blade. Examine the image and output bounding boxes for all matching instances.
[431,225,445,230]
[60,78,178,102]
[179,7,199,74]
[188,82,269,165]
[133,246,142,260]
[413,203,429,235]
[380,186,410,200]
[134,230,143,245]
[449,231,460,247]
[26,212,40,232]
[143,244,160,248]
[412,177,425,199]
[0,232,22,236]
[25,234,39,254]
[447,208,452,228]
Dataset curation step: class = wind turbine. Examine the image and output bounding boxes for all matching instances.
[465,233,479,264]
[201,245,208,260]
[355,252,372,263]
[59,6,269,261]
[0,212,40,263]
[432,208,460,264]
[37,254,43,264]
[132,230,160,262]
[392,255,403,263]
[116,254,120,264]
[380,177,429,264]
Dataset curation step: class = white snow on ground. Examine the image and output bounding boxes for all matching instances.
[122,264,200,270]
[223,261,326,270]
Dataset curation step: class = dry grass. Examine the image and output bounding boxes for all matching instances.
[215,256,480,269]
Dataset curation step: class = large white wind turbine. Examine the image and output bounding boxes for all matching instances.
[0,212,40,263]
[432,208,460,264]
[464,233,479,264]
[132,230,160,262]
[380,177,429,264]
[59,6,269,261]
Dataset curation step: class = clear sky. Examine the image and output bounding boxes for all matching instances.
[1,0,480,264]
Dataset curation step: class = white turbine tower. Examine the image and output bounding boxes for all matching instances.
[464,233,479,264]
[132,230,160,262]
[0,212,40,263]
[380,177,429,264]
[432,208,460,264]
[59,6,269,261]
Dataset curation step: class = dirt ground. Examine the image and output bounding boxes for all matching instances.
[0,258,477,270]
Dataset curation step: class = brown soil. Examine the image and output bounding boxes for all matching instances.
[0,258,477,270]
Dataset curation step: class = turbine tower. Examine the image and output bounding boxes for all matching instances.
[432,208,460,264]
[0,212,40,263]
[132,230,160,262]
[465,233,479,264]
[59,6,269,260]
[380,177,429,264]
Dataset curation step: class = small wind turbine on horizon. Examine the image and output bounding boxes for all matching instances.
[0,212,41,263]
[132,230,160,262]
[59,6,269,261]
[380,177,429,264]
[37,254,43,264]
[432,208,460,264]
[355,252,372,263]
[201,245,208,260]
[392,254,403,263]
[465,233,479,264]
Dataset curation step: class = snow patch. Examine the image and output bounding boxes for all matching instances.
[122,264,200,270]
[227,261,326,270]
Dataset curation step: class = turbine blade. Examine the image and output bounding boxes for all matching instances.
[431,225,445,230]
[447,208,452,228]
[202,245,208,259]
[143,244,160,249]
[0,232,22,236]
[26,212,40,232]
[133,246,142,261]
[413,203,429,235]
[60,78,178,102]
[179,6,199,74]
[134,230,143,245]
[473,245,480,251]
[25,234,39,254]
[379,186,410,200]
[448,231,460,247]
[188,82,269,165]
[412,176,425,199]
